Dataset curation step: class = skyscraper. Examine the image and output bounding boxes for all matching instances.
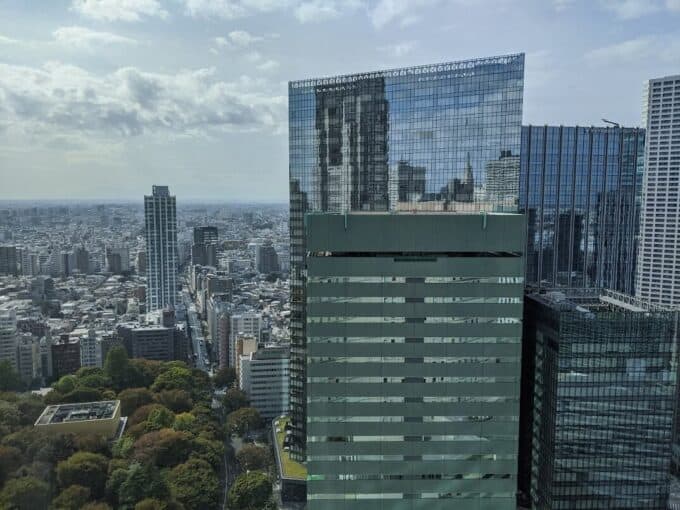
[0,309,18,370]
[306,213,525,509]
[144,185,179,311]
[521,125,645,293]
[636,75,680,305]
[289,54,525,459]
[521,289,679,509]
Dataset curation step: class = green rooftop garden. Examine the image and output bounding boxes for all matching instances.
[274,416,307,480]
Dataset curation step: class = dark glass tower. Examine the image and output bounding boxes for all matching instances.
[521,289,679,509]
[520,126,645,293]
[289,55,525,457]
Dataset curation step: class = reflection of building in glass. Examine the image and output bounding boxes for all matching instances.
[520,289,679,509]
[440,152,474,203]
[313,77,389,212]
[520,126,644,293]
[486,150,520,206]
[388,161,426,206]
[636,75,680,305]
[289,55,525,461]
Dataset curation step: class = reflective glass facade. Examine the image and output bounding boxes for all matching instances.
[520,126,645,293]
[306,213,525,510]
[289,55,525,454]
[523,290,679,509]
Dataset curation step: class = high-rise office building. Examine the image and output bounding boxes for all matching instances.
[521,289,679,509]
[256,241,280,274]
[193,226,218,245]
[289,55,525,457]
[239,344,290,421]
[0,245,18,276]
[144,185,179,311]
[521,126,645,293]
[306,213,525,509]
[0,309,18,370]
[636,75,680,304]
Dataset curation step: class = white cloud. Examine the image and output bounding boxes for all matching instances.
[53,26,137,50]
[294,0,347,23]
[667,0,680,10]
[0,61,285,138]
[257,59,279,71]
[370,0,440,28]
[214,30,267,52]
[597,0,660,18]
[0,34,20,45]
[378,40,417,57]
[182,0,286,19]
[70,0,168,22]
[585,34,680,62]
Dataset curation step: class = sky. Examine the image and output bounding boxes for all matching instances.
[1,0,679,202]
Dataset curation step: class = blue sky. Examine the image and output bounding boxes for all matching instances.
[0,0,679,201]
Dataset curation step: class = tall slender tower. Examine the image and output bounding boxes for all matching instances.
[636,75,680,305]
[144,185,179,312]
[289,54,525,506]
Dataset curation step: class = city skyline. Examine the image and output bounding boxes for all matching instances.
[2,0,680,201]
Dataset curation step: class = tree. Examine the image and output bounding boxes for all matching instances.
[118,388,155,417]
[52,485,91,510]
[128,359,162,388]
[156,389,193,413]
[151,366,193,393]
[236,444,272,472]
[226,471,272,510]
[222,388,249,415]
[61,387,104,403]
[190,436,224,470]
[15,395,46,426]
[56,451,109,498]
[134,499,183,510]
[132,428,191,467]
[128,404,166,428]
[103,346,132,391]
[0,400,21,437]
[213,367,236,388]
[0,360,22,391]
[225,407,262,436]
[0,476,50,510]
[118,463,170,510]
[0,445,23,485]
[173,412,196,433]
[53,374,78,394]
[168,458,220,510]
[82,504,113,510]
[146,406,175,431]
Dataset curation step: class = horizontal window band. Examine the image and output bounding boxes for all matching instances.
[308,251,522,258]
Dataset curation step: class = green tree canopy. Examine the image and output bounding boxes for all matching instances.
[145,406,175,432]
[56,451,109,498]
[51,484,92,510]
[156,389,193,413]
[225,407,262,436]
[190,436,224,471]
[151,367,193,394]
[172,412,196,433]
[0,476,50,510]
[213,367,236,388]
[236,444,272,472]
[226,471,272,510]
[118,387,155,416]
[103,346,133,391]
[221,388,249,415]
[0,360,22,392]
[168,458,220,510]
[117,463,170,510]
[0,445,23,485]
[132,428,192,467]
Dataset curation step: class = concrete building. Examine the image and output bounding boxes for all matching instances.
[106,246,130,274]
[521,289,679,509]
[79,329,103,368]
[144,185,179,311]
[239,345,289,420]
[305,213,525,510]
[0,309,18,370]
[35,400,122,438]
[16,334,40,383]
[229,312,262,367]
[256,241,280,274]
[235,333,258,381]
[636,75,680,305]
[115,320,187,363]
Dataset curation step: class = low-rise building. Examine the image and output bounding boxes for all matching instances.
[34,400,123,438]
[239,344,289,420]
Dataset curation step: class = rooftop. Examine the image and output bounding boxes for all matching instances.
[273,416,307,481]
[35,400,119,426]
[531,288,679,314]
